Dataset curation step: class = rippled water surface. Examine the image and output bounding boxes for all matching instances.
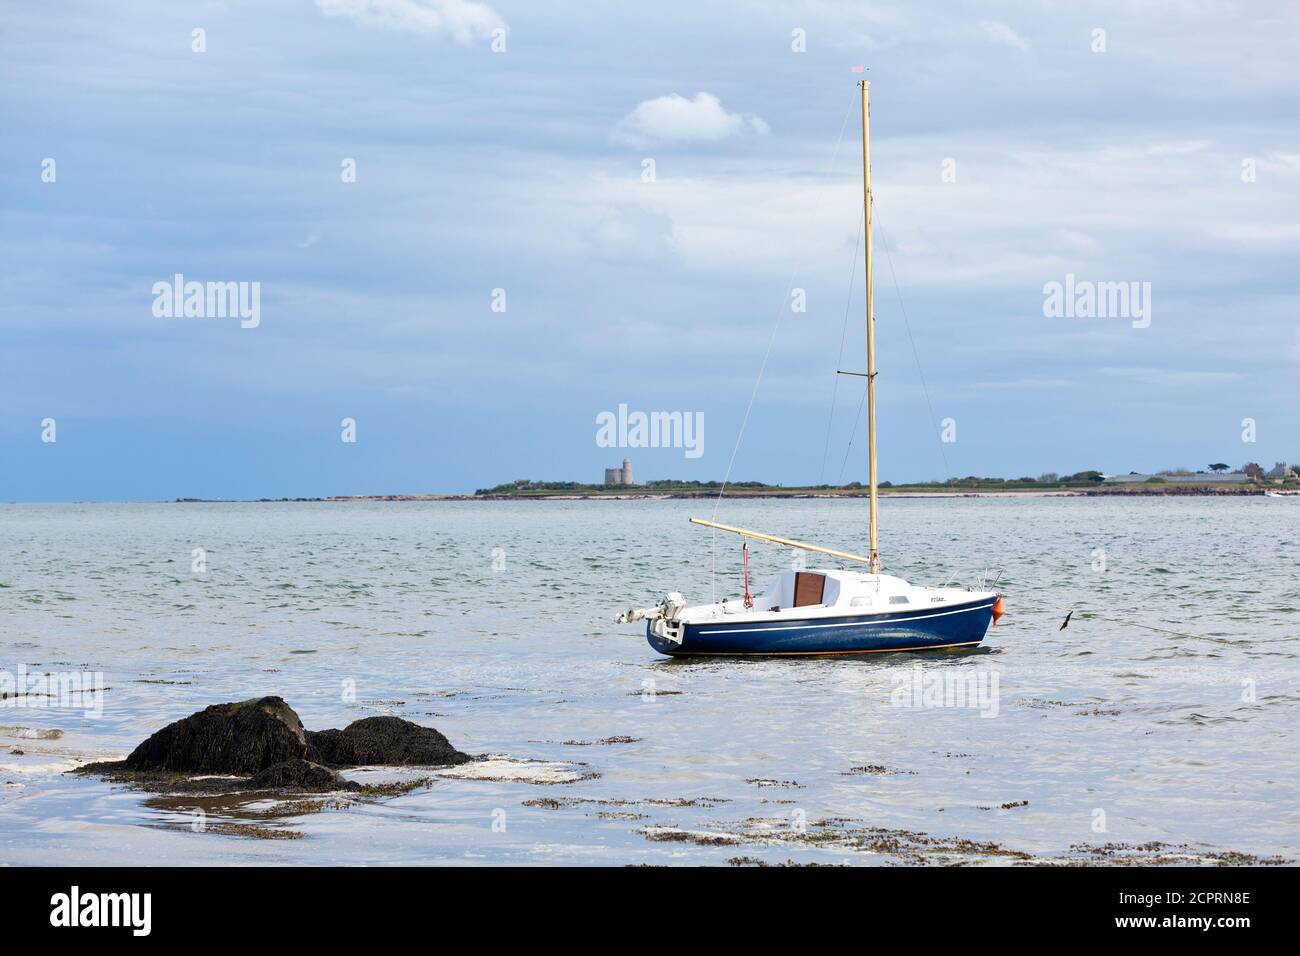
[2,498,1297,865]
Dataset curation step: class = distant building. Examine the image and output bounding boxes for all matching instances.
[1266,461,1292,479]
[603,458,634,486]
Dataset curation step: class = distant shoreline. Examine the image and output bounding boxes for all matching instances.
[167,485,1295,503]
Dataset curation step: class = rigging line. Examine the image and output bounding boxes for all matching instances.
[707,88,858,601]
[817,205,865,486]
[872,200,950,478]
[1081,613,1212,641]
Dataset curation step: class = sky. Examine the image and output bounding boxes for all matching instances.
[1,0,1298,500]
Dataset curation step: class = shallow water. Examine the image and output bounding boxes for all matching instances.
[1,498,1297,865]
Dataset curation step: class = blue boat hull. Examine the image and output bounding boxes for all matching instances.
[647,596,998,657]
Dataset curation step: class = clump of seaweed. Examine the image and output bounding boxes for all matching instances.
[727,857,847,868]
[631,814,1286,867]
[1058,842,1289,867]
[841,765,916,776]
[522,795,730,811]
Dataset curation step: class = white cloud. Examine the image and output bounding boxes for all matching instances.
[1098,367,1242,387]
[980,20,1028,51]
[586,204,678,264]
[612,92,769,147]
[1212,222,1300,242]
[314,0,504,45]
[1145,140,1210,156]
[972,378,1076,391]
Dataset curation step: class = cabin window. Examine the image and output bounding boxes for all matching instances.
[889,595,909,605]
[793,572,826,608]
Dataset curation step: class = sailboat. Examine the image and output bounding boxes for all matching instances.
[617,82,1006,657]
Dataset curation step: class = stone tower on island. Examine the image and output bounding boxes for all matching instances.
[603,458,634,486]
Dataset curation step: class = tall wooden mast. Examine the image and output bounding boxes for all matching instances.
[861,80,879,573]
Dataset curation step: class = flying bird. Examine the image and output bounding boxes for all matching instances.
[1060,610,1073,631]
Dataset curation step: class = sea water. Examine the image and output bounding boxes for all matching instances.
[1,497,1296,865]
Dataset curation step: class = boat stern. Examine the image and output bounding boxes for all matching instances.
[646,615,685,654]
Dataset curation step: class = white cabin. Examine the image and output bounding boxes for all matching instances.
[678,568,982,624]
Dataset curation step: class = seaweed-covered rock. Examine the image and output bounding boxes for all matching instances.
[122,696,309,774]
[308,716,471,768]
[247,759,359,793]
[75,699,473,794]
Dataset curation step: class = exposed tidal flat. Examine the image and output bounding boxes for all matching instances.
[1,498,1297,865]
